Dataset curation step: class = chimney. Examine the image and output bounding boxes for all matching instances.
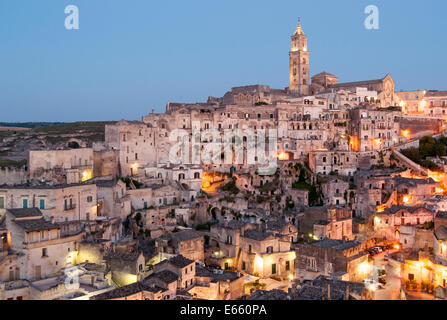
[327,283,331,300]
[345,284,350,300]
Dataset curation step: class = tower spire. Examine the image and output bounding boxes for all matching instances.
[295,18,304,35]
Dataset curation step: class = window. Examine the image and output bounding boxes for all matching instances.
[272,263,277,274]
[266,246,273,253]
[87,196,93,203]
[286,261,290,271]
[39,199,45,210]
[42,248,48,257]
[307,257,317,271]
[22,199,28,209]
[242,262,246,270]
[248,244,252,253]
[0,197,4,209]
[408,273,414,281]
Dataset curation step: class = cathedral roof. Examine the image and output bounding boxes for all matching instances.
[313,71,337,78]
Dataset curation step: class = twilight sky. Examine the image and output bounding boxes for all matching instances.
[0,0,446,122]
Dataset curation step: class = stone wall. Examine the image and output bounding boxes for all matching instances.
[93,150,119,177]
[399,117,442,140]
[0,167,27,186]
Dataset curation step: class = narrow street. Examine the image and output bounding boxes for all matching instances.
[372,251,402,300]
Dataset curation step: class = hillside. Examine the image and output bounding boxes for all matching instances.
[0,121,116,167]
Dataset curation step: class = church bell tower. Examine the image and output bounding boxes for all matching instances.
[289,19,310,95]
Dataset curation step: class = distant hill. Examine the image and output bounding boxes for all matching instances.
[0,122,66,129]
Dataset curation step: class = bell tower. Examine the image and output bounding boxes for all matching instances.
[289,19,310,95]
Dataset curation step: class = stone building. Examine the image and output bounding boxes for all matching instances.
[349,105,401,152]
[189,264,244,300]
[295,238,370,282]
[321,176,350,206]
[372,205,434,241]
[0,182,98,223]
[209,221,295,278]
[0,208,81,282]
[103,250,145,287]
[308,150,358,176]
[29,148,94,184]
[153,254,196,290]
[155,229,204,262]
[0,167,27,186]
[395,90,426,114]
[424,91,447,116]
[95,178,131,220]
[392,176,439,205]
[313,209,353,241]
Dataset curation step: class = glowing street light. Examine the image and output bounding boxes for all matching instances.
[401,130,410,138]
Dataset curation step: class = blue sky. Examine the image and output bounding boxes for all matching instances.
[0,0,446,122]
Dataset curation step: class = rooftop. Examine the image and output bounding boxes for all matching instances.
[15,218,58,232]
[91,281,163,300]
[171,229,203,242]
[310,238,361,250]
[145,269,179,284]
[159,255,194,269]
[7,208,43,218]
[394,176,436,186]
[435,226,447,241]
[195,264,241,283]
[243,229,274,241]
[382,205,430,215]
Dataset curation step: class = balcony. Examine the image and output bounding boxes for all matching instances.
[64,205,76,211]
